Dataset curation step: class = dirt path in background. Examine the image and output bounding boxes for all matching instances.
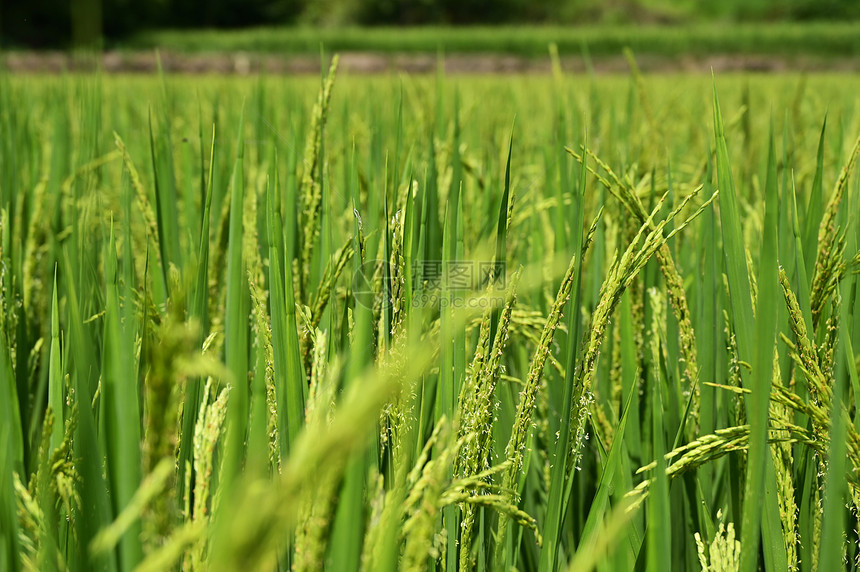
[4,51,860,74]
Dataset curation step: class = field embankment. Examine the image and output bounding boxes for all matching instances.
[4,23,860,74]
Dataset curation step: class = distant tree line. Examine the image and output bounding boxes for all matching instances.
[2,0,858,48]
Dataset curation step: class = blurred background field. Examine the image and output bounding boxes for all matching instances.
[1,0,859,60]
[128,23,860,58]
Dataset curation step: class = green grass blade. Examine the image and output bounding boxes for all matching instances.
[403,167,416,340]
[382,172,392,351]
[178,125,216,502]
[453,189,466,401]
[713,80,774,572]
[60,240,116,571]
[148,107,182,279]
[712,82,755,347]
[646,370,671,572]
[489,131,513,347]
[0,424,20,572]
[540,129,588,572]
[221,106,250,487]
[748,122,786,572]
[579,382,636,555]
[697,151,720,468]
[283,144,308,446]
[819,290,852,570]
[0,262,22,572]
[47,270,63,453]
[326,153,376,572]
[801,117,826,276]
[439,199,460,571]
[0,313,24,478]
[267,154,296,461]
[100,222,143,570]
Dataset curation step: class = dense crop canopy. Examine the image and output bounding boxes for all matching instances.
[0,66,859,572]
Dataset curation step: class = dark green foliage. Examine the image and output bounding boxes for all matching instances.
[2,0,859,48]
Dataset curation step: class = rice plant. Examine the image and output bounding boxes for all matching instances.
[1,63,859,572]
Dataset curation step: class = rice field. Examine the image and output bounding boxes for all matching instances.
[126,22,860,58]
[1,65,859,571]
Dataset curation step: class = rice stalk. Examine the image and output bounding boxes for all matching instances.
[769,354,798,571]
[694,513,741,572]
[455,268,521,571]
[114,134,162,270]
[499,254,577,510]
[570,148,701,422]
[185,379,230,570]
[567,185,715,475]
[299,56,339,304]
[809,134,860,329]
[401,417,458,572]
